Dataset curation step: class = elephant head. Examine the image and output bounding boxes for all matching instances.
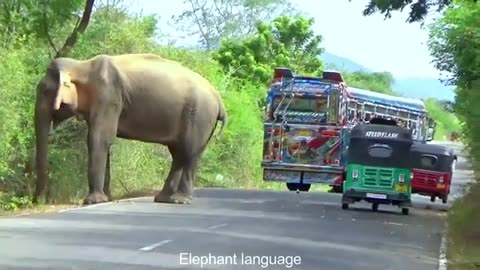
[33,59,83,203]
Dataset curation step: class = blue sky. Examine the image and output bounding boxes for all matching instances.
[126,0,441,79]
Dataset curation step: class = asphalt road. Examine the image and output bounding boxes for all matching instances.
[0,142,473,270]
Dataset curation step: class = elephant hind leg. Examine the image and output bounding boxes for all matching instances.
[176,152,203,201]
[175,124,215,202]
[154,145,186,204]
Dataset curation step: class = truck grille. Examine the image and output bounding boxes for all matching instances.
[363,168,394,188]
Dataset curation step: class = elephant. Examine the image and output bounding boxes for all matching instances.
[33,53,227,205]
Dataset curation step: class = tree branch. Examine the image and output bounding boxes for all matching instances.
[42,0,58,57]
[54,0,95,58]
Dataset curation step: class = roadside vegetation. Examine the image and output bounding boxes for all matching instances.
[0,0,459,220]
[427,1,480,267]
[363,0,480,268]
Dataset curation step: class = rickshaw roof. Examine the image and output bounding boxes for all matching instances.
[350,123,413,141]
[411,143,455,156]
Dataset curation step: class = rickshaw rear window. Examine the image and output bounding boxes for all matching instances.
[420,155,438,168]
[368,145,392,158]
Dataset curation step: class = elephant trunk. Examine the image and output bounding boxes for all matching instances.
[33,94,52,203]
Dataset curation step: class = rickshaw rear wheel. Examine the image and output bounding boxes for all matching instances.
[372,203,379,211]
[442,195,448,204]
[342,203,349,210]
[430,195,436,203]
[402,208,409,215]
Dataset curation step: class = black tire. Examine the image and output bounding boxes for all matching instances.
[330,185,343,193]
[402,208,409,215]
[372,203,379,211]
[442,195,448,204]
[286,183,311,192]
[430,195,436,203]
[299,184,311,192]
[286,183,298,191]
[342,203,349,210]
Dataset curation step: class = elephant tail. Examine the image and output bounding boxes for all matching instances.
[215,94,228,141]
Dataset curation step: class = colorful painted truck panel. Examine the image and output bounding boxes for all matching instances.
[261,68,350,191]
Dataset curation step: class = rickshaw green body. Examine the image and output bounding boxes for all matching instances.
[341,120,414,215]
[343,164,411,200]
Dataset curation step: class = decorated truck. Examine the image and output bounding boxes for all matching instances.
[261,67,351,192]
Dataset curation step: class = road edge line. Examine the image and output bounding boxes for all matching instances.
[438,223,448,270]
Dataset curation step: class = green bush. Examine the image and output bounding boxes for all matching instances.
[424,98,461,140]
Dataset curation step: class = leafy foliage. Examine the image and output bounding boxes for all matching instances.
[344,71,396,94]
[428,0,480,159]
[213,15,324,84]
[427,1,480,267]
[353,0,462,23]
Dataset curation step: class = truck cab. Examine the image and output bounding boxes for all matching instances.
[261,67,350,192]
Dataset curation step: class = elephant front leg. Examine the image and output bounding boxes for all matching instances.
[84,117,118,205]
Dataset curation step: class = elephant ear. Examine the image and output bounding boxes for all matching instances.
[53,71,78,110]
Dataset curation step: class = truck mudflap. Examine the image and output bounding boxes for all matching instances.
[262,162,344,185]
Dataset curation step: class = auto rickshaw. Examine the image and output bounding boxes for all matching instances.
[410,143,456,204]
[341,118,414,215]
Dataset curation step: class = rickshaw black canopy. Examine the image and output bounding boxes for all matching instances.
[348,123,413,168]
[410,144,455,172]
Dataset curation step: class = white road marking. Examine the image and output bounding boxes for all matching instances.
[384,222,404,226]
[438,225,448,270]
[208,223,228,229]
[139,240,173,251]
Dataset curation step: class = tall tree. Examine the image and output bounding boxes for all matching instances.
[170,0,298,50]
[427,0,480,159]
[344,71,396,94]
[351,0,477,23]
[213,15,324,84]
[0,0,95,57]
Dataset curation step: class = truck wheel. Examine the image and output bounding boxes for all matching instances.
[372,203,379,211]
[430,195,436,203]
[402,208,409,215]
[299,184,311,192]
[286,183,298,191]
[342,203,349,210]
[286,183,311,192]
[442,195,448,204]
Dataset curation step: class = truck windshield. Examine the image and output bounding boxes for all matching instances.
[271,95,328,114]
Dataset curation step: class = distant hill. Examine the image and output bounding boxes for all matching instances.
[320,52,455,101]
[321,52,372,73]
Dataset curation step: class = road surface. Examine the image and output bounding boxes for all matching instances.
[0,142,473,270]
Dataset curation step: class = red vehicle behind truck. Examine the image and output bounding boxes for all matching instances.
[410,143,457,204]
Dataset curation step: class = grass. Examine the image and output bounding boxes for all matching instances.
[447,180,480,270]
